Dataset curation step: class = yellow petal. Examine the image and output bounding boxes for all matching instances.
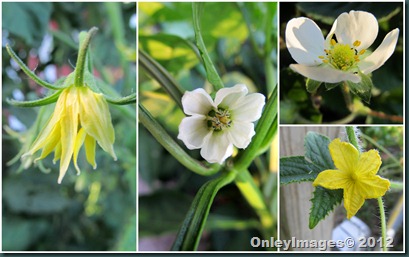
[53,142,62,163]
[356,174,390,199]
[356,149,382,175]
[28,90,67,155]
[35,123,61,161]
[329,138,359,174]
[343,183,365,219]
[78,87,116,160]
[73,127,87,175]
[84,134,97,169]
[313,169,350,189]
[58,87,80,184]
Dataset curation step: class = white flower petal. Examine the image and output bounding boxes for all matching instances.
[227,121,255,149]
[178,116,211,149]
[290,64,361,83]
[286,17,325,65]
[328,11,378,51]
[231,93,265,122]
[359,28,399,75]
[182,88,215,116]
[214,84,247,108]
[200,132,233,164]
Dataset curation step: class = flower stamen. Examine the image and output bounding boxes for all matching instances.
[321,39,365,71]
[207,108,232,131]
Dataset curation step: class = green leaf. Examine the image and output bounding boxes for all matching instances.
[3,2,53,46]
[139,190,193,237]
[279,156,322,184]
[114,214,136,251]
[346,72,374,104]
[192,3,224,91]
[2,217,48,251]
[171,171,236,251]
[306,78,322,93]
[139,49,184,109]
[304,131,334,170]
[309,186,343,229]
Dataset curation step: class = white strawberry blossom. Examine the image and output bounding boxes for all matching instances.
[286,10,399,83]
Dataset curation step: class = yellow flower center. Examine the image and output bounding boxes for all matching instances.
[207,108,232,131]
[319,39,365,71]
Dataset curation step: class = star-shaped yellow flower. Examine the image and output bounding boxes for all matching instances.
[23,85,117,184]
[313,138,390,219]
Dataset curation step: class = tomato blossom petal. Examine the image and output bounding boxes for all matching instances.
[24,85,117,184]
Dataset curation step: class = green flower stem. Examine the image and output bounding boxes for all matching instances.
[139,104,220,176]
[347,126,388,252]
[234,86,277,171]
[389,181,404,190]
[74,27,98,87]
[234,169,274,238]
[345,126,359,150]
[341,82,353,111]
[6,45,61,90]
[192,3,224,91]
[263,3,274,57]
[139,50,184,109]
[378,197,387,251]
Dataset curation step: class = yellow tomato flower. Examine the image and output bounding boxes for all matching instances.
[23,85,117,184]
[313,138,390,219]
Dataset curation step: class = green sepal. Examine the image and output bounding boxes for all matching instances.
[105,93,136,105]
[345,72,373,104]
[6,44,66,90]
[306,78,322,93]
[279,156,322,184]
[171,170,236,251]
[324,82,340,90]
[7,90,61,107]
[309,187,343,229]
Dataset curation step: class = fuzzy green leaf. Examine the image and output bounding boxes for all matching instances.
[171,171,236,251]
[304,131,334,170]
[309,186,343,229]
[280,156,322,184]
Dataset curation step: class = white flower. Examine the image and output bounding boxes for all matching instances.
[285,10,399,83]
[178,84,265,164]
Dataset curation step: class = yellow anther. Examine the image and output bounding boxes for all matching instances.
[331,39,336,46]
[318,56,325,59]
[322,60,329,63]
[359,49,366,55]
[353,40,361,47]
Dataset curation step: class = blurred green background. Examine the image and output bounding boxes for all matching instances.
[279,2,403,124]
[2,2,136,251]
[139,2,278,251]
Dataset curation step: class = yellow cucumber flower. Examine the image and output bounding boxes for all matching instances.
[313,138,390,219]
[23,85,117,184]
